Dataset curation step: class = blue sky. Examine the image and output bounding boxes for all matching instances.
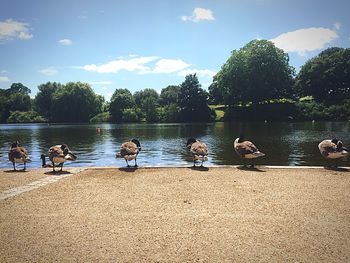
[0,0,349,101]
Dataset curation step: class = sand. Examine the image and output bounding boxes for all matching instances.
[0,166,349,262]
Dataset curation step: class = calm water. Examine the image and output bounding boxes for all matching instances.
[1,122,350,169]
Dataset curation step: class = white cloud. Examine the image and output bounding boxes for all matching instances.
[0,76,10,82]
[59,39,73,46]
[333,22,341,30]
[39,67,57,76]
[181,8,215,22]
[270,27,338,55]
[178,68,216,78]
[0,19,33,40]
[83,56,158,73]
[153,59,190,73]
[89,81,113,85]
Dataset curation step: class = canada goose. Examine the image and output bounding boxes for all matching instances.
[186,138,208,167]
[48,144,77,172]
[234,136,265,167]
[8,141,31,171]
[116,139,141,167]
[318,139,349,167]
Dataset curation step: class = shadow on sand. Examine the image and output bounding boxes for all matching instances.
[188,166,209,172]
[118,167,138,173]
[323,166,350,172]
[237,166,266,172]
[44,171,72,175]
[3,169,29,173]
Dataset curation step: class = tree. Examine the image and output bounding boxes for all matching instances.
[109,88,135,122]
[0,83,32,123]
[296,47,350,102]
[35,82,61,121]
[208,78,224,105]
[133,88,159,107]
[160,85,180,105]
[216,40,295,106]
[51,82,103,123]
[178,74,213,122]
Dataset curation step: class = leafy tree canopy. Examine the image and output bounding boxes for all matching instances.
[216,39,295,106]
[296,47,350,102]
[109,88,135,122]
[160,85,180,105]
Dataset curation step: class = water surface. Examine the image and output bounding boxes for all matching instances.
[1,122,349,169]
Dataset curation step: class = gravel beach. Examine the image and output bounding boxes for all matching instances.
[0,166,349,262]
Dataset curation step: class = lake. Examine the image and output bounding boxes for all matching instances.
[1,122,350,169]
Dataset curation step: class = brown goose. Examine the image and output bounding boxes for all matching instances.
[234,136,265,167]
[186,138,208,167]
[48,144,77,172]
[318,138,349,167]
[8,141,30,171]
[116,139,141,167]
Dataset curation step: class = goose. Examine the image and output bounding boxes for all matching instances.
[186,138,208,167]
[116,139,141,167]
[318,139,349,167]
[8,141,31,171]
[48,144,77,172]
[234,136,265,167]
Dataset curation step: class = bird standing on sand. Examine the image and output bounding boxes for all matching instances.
[8,141,31,171]
[234,136,265,168]
[318,139,349,168]
[116,139,142,167]
[186,138,208,167]
[48,144,77,172]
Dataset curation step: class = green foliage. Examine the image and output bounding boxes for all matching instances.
[159,103,180,122]
[7,111,46,123]
[295,47,350,102]
[51,82,103,123]
[178,74,214,122]
[216,40,295,106]
[122,108,143,122]
[295,99,350,121]
[224,103,296,121]
[141,96,160,122]
[0,83,32,123]
[134,88,159,107]
[109,89,135,122]
[160,85,180,105]
[34,82,61,121]
[90,112,111,123]
[208,79,224,104]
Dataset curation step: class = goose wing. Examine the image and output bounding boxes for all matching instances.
[48,145,64,161]
[191,141,208,156]
[319,140,337,156]
[120,141,139,157]
[9,147,28,162]
[235,141,259,156]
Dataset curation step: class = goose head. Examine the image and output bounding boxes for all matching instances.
[186,138,197,148]
[131,138,141,151]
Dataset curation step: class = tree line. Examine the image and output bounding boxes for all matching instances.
[0,40,349,123]
[0,74,215,123]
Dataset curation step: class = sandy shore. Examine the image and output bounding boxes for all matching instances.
[0,166,349,262]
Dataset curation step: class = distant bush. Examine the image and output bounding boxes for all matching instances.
[90,112,111,123]
[122,108,143,122]
[224,103,296,121]
[7,111,47,123]
[296,100,350,120]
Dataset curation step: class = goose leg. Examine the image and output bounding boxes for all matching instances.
[52,162,55,172]
[13,162,16,171]
[134,157,138,168]
[201,159,204,167]
[60,163,63,172]
[125,159,130,167]
[23,162,26,171]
